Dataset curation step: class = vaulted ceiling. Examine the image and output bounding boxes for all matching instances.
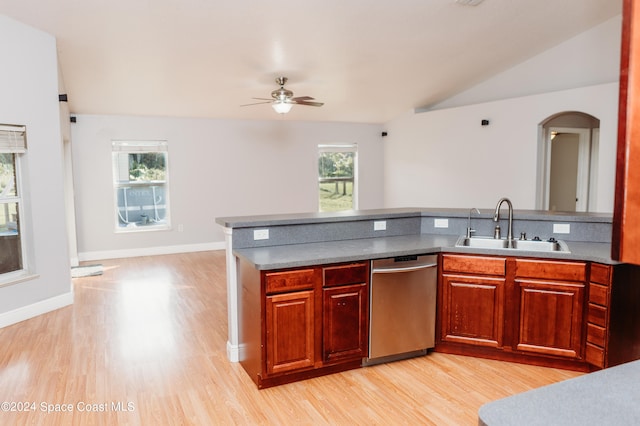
[1,0,622,123]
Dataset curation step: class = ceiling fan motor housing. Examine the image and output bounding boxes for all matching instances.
[271,87,294,102]
[272,77,293,101]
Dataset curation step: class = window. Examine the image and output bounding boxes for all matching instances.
[0,124,27,277]
[318,144,357,212]
[112,141,170,231]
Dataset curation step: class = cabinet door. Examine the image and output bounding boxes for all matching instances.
[265,290,315,375]
[441,274,505,347]
[516,279,585,359]
[323,283,368,362]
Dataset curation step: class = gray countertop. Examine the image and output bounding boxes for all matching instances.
[216,208,423,228]
[217,208,613,229]
[478,360,640,426]
[234,234,615,270]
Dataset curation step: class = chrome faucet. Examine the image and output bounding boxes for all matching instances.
[493,197,514,247]
[466,207,481,238]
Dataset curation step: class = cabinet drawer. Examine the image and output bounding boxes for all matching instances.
[323,263,368,287]
[590,263,611,286]
[265,269,317,294]
[585,343,605,368]
[442,254,506,276]
[588,283,608,306]
[514,259,586,282]
[587,323,606,347]
[588,303,608,328]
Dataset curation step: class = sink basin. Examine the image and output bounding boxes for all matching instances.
[455,236,570,253]
[457,236,510,249]
[514,239,570,252]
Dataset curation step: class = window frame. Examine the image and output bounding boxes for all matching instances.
[112,140,171,233]
[0,124,33,285]
[317,144,358,212]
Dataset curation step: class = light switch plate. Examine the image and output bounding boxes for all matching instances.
[434,218,449,228]
[553,223,571,234]
[253,229,269,240]
[374,220,387,231]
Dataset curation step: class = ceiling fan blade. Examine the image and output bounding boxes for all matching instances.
[293,100,324,107]
[240,101,272,107]
[291,96,315,102]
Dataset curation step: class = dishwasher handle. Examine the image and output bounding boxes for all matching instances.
[371,263,437,274]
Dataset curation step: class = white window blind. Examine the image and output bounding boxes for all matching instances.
[318,143,357,153]
[112,140,168,152]
[0,125,27,153]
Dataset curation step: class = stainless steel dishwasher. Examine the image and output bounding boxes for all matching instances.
[364,254,438,366]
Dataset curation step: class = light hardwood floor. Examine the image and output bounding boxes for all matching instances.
[0,251,581,425]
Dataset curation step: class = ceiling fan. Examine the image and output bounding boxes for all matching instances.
[242,77,324,114]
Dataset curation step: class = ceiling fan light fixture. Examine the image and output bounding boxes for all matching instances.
[272,101,293,114]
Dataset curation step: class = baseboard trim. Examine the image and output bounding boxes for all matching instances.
[227,341,241,363]
[0,291,74,329]
[78,241,226,262]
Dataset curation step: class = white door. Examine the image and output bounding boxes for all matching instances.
[543,127,591,212]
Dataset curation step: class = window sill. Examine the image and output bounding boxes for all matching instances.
[0,272,40,289]
[115,223,171,233]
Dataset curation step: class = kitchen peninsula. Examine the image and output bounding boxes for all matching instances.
[216,208,640,387]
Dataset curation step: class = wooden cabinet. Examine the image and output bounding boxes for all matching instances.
[438,254,640,371]
[264,268,319,375]
[585,262,640,369]
[238,259,368,388]
[514,259,586,359]
[322,285,367,361]
[441,254,506,348]
[438,254,588,369]
[322,263,369,363]
[613,0,640,265]
[240,251,640,385]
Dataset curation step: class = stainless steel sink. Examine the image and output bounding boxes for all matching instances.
[455,235,570,253]
[514,239,570,252]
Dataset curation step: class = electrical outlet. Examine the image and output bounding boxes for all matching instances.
[553,223,571,234]
[374,220,387,231]
[253,229,269,240]
[434,218,449,228]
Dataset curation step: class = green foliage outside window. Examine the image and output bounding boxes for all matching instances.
[318,152,354,179]
[128,153,166,182]
[0,154,16,196]
[318,151,355,212]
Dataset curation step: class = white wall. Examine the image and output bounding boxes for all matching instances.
[0,16,72,324]
[384,15,622,213]
[428,15,621,110]
[384,82,618,212]
[71,115,384,258]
